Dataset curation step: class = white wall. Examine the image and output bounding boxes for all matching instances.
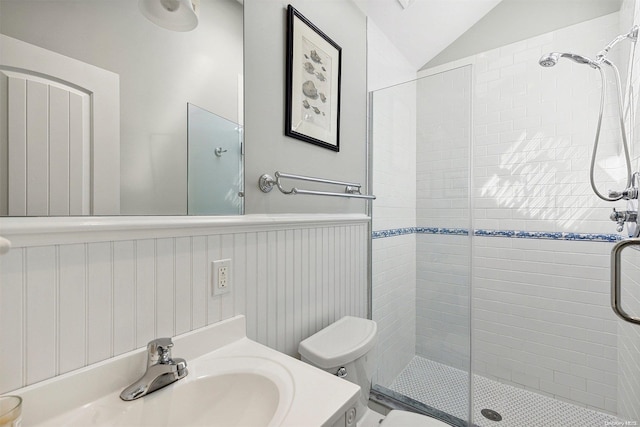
[469,14,622,412]
[470,15,624,235]
[371,81,417,233]
[416,66,471,232]
[0,0,243,215]
[244,0,369,215]
[0,0,374,397]
[372,234,416,387]
[368,22,418,387]
[0,216,369,393]
[416,234,470,371]
[367,20,417,92]
[474,238,617,412]
[415,13,627,413]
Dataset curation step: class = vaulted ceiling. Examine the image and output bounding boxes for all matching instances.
[354,0,502,69]
[354,0,624,71]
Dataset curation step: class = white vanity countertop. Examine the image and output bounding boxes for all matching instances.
[7,316,360,427]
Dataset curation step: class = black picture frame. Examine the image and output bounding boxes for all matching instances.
[285,5,342,152]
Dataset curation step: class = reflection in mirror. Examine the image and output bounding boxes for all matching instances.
[0,0,243,216]
[187,103,243,215]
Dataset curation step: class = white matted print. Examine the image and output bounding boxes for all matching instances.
[286,5,341,151]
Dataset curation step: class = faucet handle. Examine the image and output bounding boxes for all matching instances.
[147,338,174,365]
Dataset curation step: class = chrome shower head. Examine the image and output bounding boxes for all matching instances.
[539,52,560,67]
[539,52,600,69]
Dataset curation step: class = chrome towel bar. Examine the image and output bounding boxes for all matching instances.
[259,172,376,200]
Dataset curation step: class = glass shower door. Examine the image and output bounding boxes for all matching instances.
[370,66,472,426]
[371,12,640,425]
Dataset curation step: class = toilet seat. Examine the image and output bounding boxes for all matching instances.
[380,410,451,427]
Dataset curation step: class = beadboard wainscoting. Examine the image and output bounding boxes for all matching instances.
[0,214,370,394]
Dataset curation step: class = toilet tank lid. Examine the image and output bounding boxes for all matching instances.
[298,316,377,369]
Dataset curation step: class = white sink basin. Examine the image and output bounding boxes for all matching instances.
[41,356,294,427]
[172,373,280,426]
[12,316,359,427]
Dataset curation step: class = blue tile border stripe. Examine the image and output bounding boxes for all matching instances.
[417,227,470,236]
[372,227,623,242]
[371,228,416,239]
[474,229,622,242]
[372,227,470,239]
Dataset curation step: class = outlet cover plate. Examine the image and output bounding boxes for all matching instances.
[212,259,231,296]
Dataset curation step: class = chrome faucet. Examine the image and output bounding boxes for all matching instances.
[120,338,188,401]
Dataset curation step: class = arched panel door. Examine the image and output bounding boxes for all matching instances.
[0,34,119,216]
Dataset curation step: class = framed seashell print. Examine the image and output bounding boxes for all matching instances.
[285,5,342,151]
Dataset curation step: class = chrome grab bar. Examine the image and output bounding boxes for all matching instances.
[611,238,640,325]
[259,172,376,200]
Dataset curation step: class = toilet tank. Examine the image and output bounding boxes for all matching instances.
[298,316,377,370]
[298,316,377,403]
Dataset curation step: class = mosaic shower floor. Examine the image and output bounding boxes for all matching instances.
[388,356,629,427]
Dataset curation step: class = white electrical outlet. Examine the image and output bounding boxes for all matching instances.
[219,266,228,288]
[212,259,231,296]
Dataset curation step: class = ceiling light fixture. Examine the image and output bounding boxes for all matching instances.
[138,0,200,32]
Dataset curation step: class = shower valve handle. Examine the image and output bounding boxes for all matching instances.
[610,208,638,232]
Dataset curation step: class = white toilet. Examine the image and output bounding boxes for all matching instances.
[298,316,450,427]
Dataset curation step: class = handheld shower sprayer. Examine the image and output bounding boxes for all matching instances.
[539,26,639,236]
[538,52,559,67]
[538,52,600,69]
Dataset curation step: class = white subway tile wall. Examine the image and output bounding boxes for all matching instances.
[371,81,417,232]
[372,233,416,387]
[369,5,640,419]
[473,237,618,413]
[416,234,470,372]
[411,12,627,414]
[0,221,369,393]
[417,66,471,231]
[415,65,472,373]
[367,20,417,93]
[370,43,418,389]
[472,13,624,235]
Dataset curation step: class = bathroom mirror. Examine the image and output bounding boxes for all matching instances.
[0,0,243,216]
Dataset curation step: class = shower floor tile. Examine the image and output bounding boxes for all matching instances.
[388,356,626,427]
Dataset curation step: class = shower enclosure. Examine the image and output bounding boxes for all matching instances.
[370,8,640,427]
